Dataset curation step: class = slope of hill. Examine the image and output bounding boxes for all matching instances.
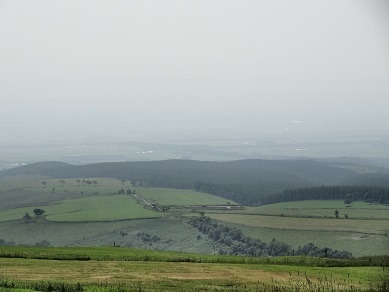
[341,173,389,187]
[0,159,358,183]
[0,159,360,205]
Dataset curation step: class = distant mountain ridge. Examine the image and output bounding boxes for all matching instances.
[0,159,357,182]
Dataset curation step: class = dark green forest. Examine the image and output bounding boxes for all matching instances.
[263,185,389,205]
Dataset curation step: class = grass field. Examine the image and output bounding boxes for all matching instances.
[1,258,384,291]
[0,176,134,212]
[0,247,387,291]
[234,200,389,220]
[135,187,236,206]
[1,246,387,266]
[205,201,389,257]
[0,217,218,253]
[0,176,133,194]
[0,195,162,222]
[224,224,389,257]
[0,177,234,207]
[1,175,388,258]
[209,214,389,234]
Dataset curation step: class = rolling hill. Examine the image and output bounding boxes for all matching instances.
[0,159,363,205]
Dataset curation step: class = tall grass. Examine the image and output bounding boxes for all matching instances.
[1,277,387,291]
[0,246,387,267]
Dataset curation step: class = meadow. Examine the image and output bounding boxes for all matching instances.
[0,217,218,254]
[1,176,388,258]
[233,200,389,220]
[0,176,233,222]
[0,246,387,291]
[0,195,162,222]
[205,201,389,257]
[0,176,133,194]
[208,214,389,234]
[134,187,236,206]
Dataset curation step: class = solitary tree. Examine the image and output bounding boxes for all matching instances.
[41,181,47,188]
[344,194,353,207]
[334,209,339,218]
[33,208,46,219]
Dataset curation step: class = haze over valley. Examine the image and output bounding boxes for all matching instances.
[0,1,388,291]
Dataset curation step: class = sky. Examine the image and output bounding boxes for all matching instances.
[1,0,389,147]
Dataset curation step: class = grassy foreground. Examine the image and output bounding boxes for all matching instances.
[0,246,388,291]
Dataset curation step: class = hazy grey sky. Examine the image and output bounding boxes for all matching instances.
[1,0,389,144]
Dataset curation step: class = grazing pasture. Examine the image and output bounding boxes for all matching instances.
[205,200,389,257]
[135,187,236,206]
[0,176,130,193]
[236,200,389,220]
[0,217,217,254]
[1,175,388,257]
[0,247,387,291]
[0,195,162,222]
[209,214,389,234]
[0,176,133,211]
[223,224,389,257]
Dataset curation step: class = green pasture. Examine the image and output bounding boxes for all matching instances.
[1,258,384,291]
[0,176,134,211]
[207,212,389,256]
[207,200,389,257]
[236,200,389,220]
[0,246,387,266]
[0,175,49,191]
[209,214,389,234]
[0,195,162,222]
[229,224,388,257]
[0,217,217,253]
[0,246,387,291]
[135,187,236,206]
[0,176,132,194]
[1,175,388,258]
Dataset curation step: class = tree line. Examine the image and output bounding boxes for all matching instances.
[192,183,389,206]
[0,239,51,247]
[264,185,389,205]
[188,216,352,258]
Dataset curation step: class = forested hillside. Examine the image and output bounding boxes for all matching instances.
[264,186,389,205]
[341,173,389,187]
[1,159,388,205]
